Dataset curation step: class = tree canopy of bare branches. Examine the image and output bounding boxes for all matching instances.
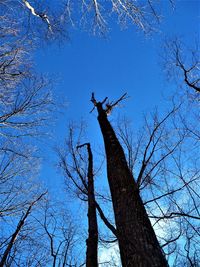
[163,39,200,95]
[1,0,173,41]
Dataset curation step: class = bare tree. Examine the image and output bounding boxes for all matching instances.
[0,192,47,266]
[1,0,174,41]
[0,1,67,43]
[77,143,98,267]
[0,5,57,265]
[163,39,200,94]
[58,126,119,266]
[0,3,53,142]
[69,0,173,35]
[162,38,200,141]
[91,93,168,267]
[57,94,199,266]
[36,200,80,267]
[116,101,200,266]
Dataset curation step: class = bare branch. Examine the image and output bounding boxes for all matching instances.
[22,0,52,32]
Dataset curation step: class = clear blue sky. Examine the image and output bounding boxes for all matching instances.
[34,1,199,192]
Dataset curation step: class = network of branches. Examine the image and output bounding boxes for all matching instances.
[0,1,199,266]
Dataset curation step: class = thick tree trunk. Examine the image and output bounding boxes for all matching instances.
[96,103,168,267]
[85,143,98,267]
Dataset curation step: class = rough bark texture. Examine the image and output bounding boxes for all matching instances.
[85,143,98,267]
[96,102,168,267]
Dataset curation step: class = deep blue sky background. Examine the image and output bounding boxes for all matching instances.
[34,1,199,194]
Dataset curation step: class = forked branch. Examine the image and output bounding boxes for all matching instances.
[90,92,128,114]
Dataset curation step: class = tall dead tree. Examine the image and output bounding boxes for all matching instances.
[58,127,120,265]
[77,143,98,267]
[91,93,168,267]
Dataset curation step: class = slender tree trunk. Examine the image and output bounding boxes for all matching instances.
[0,193,46,267]
[95,102,168,267]
[0,214,29,267]
[85,143,98,267]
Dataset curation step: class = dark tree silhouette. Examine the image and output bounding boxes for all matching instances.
[163,39,200,94]
[58,127,118,265]
[91,93,168,267]
[77,143,98,267]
